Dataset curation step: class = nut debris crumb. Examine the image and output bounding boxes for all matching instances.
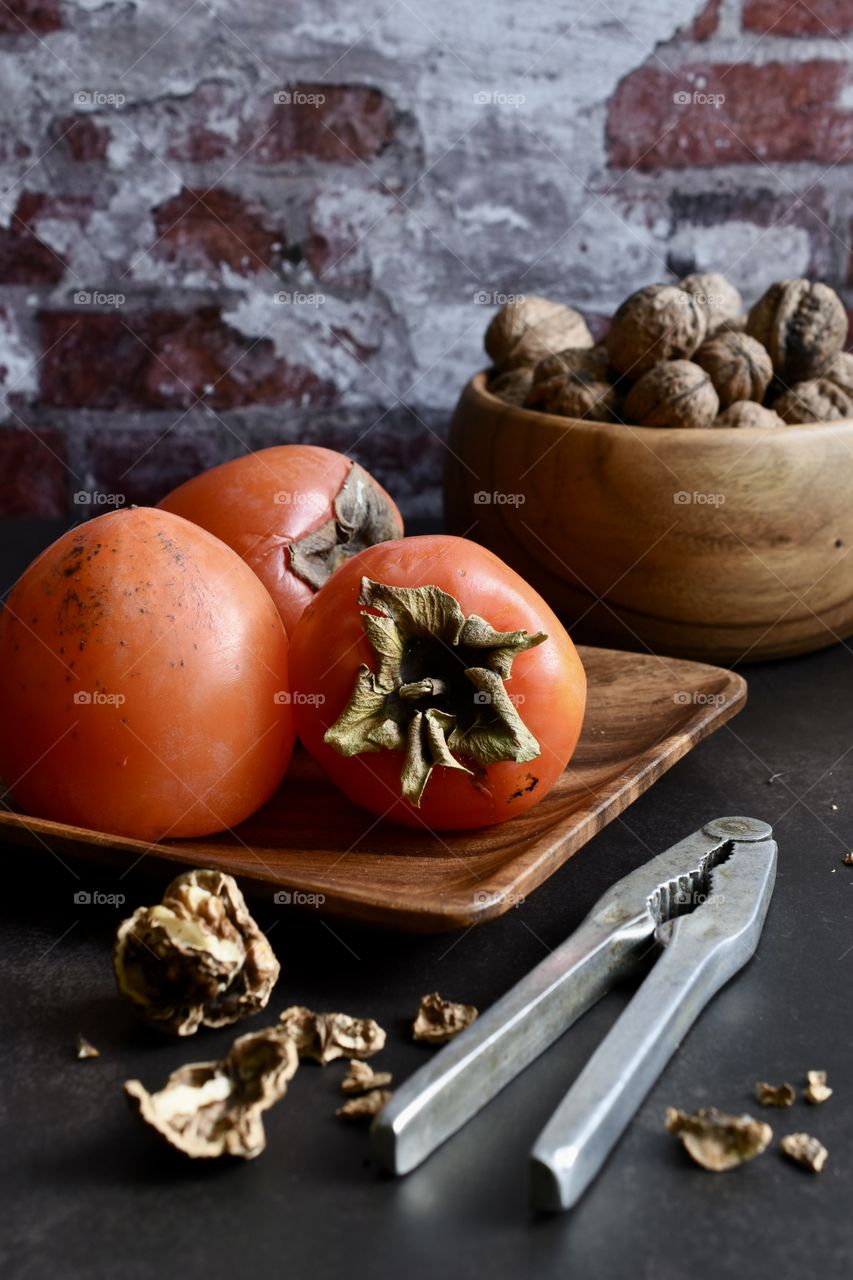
[113,869,279,1036]
[341,1059,392,1094]
[336,1088,392,1121]
[755,1081,795,1108]
[124,1024,298,1160]
[75,1033,99,1060]
[780,1133,828,1173]
[804,1070,833,1104]
[278,1006,386,1063]
[665,1106,772,1171]
[412,992,478,1045]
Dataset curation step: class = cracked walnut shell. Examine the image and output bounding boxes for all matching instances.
[694,331,773,409]
[114,870,280,1036]
[746,279,847,382]
[485,296,593,372]
[624,360,719,429]
[774,379,853,424]
[665,1106,772,1171]
[714,401,784,429]
[606,284,707,379]
[278,1006,386,1063]
[413,992,478,1044]
[488,367,533,406]
[525,345,617,421]
[679,272,743,332]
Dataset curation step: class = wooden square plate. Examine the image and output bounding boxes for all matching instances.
[0,646,745,932]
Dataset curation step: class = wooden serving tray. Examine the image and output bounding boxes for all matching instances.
[0,647,745,932]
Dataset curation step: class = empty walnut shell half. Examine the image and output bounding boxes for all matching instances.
[606,284,707,379]
[694,331,773,409]
[524,345,617,421]
[679,272,743,332]
[714,401,784,429]
[114,869,280,1036]
[774,378,853,424]
[746,279,847,382]
[488,367,534,406]
[485,296,593,372]
[624,359,719,429]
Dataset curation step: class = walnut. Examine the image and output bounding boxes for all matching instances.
[694,331,773,408]
[804,1070,832,1104]
[412,992,478,1045]
[340,1059,393,1093]
[665,1106,773,1171]
[488,367,533,406]
[278,1006,386,1063]
[606,284,707,378]
[336,1088,392,1121]
[714,401,785,429]
[485,296,593,372]
[824,349,853,395]
[780,1133,828,1173]
[113,870,280,1036]
[124,1025,298,1160]
[746,278,847,381]
[679,272,743,332]
[524,345,617,421]
[774,379,853,424]
[624,359,719,429]
[755,1081,795,1107]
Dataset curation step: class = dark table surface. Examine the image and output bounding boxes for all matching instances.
[2,519,852,1280]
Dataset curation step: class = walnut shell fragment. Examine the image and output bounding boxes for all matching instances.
[694,331,773,408]
[714,401,785,429]
[804,1070,833,1104]
[665,1106,772,1171]
[624,360,719,429]
[124,1025,298,1160]
[773,379,853,424]
[606,284,707,379]
[485,296,593,372]
[278,1006,386,1063]
[336,1088,392,1121]
[75,1033,99,1060]
[781,1132,828,1173]
[524,345,618,421]
[755,1080,795,1107]
[488,367,534,406]
[746,279,847,382]
[114,870,280,1037]
[341,1059,393,1093]
[679,272,743,332]
[413,992,478,1045]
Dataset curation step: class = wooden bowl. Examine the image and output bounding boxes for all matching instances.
[444,372,853,663]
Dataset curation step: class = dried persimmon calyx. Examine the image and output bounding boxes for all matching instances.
[279,1006,386,1063]
[412,992,478,1045]
[124,1025,298,1160]
[665,1106,772,1171]
[114,869,280,1036]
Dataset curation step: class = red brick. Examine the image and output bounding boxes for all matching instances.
[0,193,92,285]
[607,61,853,170]
[0,0,61,35]
[677,0,721,40]
[85,428,227,508]
[743,1,853,35]
[38,308,336,411]
[151,187,286,275]
[0,426,67,516]
[54,115,111,161]
[305,208,371,294]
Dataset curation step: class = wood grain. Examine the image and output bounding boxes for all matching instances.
[445,372,853,663]
[0,646,745,932]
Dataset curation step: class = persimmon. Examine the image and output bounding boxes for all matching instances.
[288,535,586,830]
[158,445,403,634]
[0,507,294,840]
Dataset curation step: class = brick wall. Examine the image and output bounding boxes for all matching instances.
[1,0,851,520]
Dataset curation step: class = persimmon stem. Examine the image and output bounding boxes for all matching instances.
[399,678,449,701]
